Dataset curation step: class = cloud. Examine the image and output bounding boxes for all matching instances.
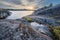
[0,1,18,8]
[0,0,46,9]
[0,0,22,5]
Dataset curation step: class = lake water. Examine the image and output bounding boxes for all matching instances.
[7,11,34,19]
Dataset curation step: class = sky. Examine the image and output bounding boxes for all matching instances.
[0,0,60,9]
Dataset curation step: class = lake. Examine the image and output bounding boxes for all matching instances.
[7,11,34,19]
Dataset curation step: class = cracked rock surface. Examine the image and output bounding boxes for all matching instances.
[0,19,52,40]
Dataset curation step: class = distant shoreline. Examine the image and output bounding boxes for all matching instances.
[0,9,36,11]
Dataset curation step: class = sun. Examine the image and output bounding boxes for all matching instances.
[27,6,34,10]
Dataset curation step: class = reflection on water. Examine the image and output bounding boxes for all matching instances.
[7,11,34,19]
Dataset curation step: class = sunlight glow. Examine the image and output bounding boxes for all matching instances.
[27,6,34,10]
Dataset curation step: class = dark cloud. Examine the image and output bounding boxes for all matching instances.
[27,0,35,2]
[0,0,44,9]
[12,0,22,5]
[1,0,22,5]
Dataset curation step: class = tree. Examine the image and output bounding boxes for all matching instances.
[49,3,53,7]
